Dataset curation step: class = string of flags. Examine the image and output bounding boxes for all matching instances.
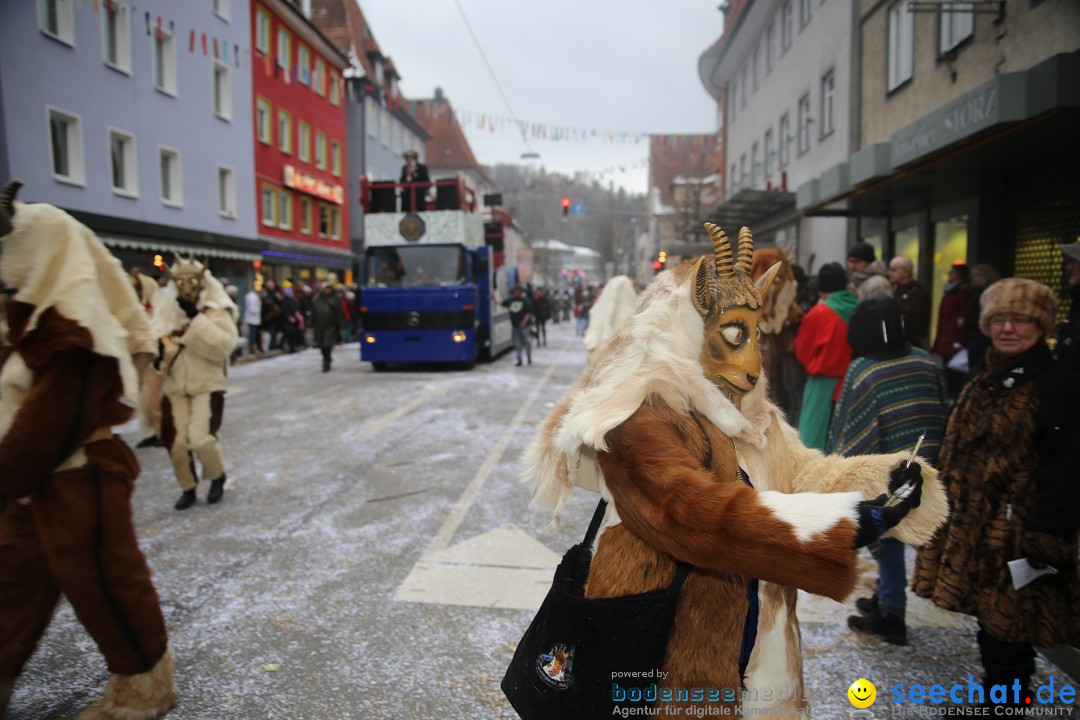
[452,108,649,147]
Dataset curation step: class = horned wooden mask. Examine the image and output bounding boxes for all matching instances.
[692,223,781,405]
[163,253,209,302]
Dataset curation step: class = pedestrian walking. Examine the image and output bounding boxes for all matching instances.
[261,280,282,350]
[913,278,1080,704]
[827,296,949,646]
[311,282,343,372]
[794,262,857,451]
[847,242,892,300]
[532,287,551,347]
[244,284,262,355]
[503,285,533,366]
[575,288,592,337]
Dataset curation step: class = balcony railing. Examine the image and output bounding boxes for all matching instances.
[359,174,477,215]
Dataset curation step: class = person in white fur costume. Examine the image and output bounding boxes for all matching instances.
[518,223,949,717]
[582,274,638,356]
[0,181,176,719]
[153,255,238,511]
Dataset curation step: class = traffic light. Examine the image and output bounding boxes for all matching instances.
[653,251,668,273]
[561,197,571,216]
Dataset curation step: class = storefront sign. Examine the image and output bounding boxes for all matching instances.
[283,165,344,205]
[890,73,1028,168]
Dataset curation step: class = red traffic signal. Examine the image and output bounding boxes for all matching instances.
[561,197,571,216]
[652,260,663,270]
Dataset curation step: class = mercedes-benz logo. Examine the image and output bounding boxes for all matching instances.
[407,311,421,328]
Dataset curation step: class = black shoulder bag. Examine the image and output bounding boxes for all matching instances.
[501,499,692,719]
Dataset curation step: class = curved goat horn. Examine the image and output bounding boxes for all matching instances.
[0,180,23,237]
[736,226,755,275]
[704,223,734,277]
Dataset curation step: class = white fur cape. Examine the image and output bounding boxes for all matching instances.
[583,275,639,354]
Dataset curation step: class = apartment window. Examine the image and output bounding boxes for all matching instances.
[380,111,390,146]
[278,110,292,154]
[331,140,341,177]
[797,94,811,154]
[261,184,276,226]
[214,62,231,120]
[330,72,340,106]
[153,29,177,96]
[766,22,775,74]
[820,69,835,137]
[887,1,914,92]
[278,189,292,230]
[751,142,760,186]
[752,46,760,93]
[781,0,793,52]
[319,205,340,240]
[277,28,291,81]
[799,0,812,29]
[298,45,310,85]
[159,146,182,206]
[315,132,326,169]
[300,197,312,234]
[217,165,236,217]
[255,9,271,54]
[102,2,132,73]
[741,64,748,107]
[779,113,791,168]
[730,80,738,120]
[108,129,137,196]
[366,101,377,137]
[298,121,311,162]
[256,98,272,144]
[213,0,229,21]
[313,59,325,96]
[39,0,75,45]
[764,128,774,178]
[939,4,974,53]
[48,106,84,185]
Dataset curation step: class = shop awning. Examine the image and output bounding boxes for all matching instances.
[260,235,355,268]
[99,235,262,262]
[705,187,797,231]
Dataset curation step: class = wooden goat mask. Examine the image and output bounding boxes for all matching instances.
[163,253,209,302]
[691,223,782,405]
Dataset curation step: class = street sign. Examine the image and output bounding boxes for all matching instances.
[572,203,585,216]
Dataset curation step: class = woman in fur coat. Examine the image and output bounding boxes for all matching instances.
[913,278,1079,701]
[0,183,176,719]
[519,224,948,717]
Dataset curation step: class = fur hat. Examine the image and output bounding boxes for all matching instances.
[817,262,848,293]
[979,278,1057,335]
[847,242,877,264]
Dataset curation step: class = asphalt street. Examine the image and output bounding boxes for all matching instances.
[8,319,1077,719]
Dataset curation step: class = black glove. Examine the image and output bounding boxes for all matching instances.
[854,464,924,548]
[177,296,199,319]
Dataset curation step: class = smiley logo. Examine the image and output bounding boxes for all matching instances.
[848,678,876,708]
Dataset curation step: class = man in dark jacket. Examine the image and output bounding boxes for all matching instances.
[1057,241,1080,372]
[311,282,344,372]
[399,150,431,212]
[888,256,931,349]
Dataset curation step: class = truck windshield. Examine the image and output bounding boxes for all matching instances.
[366,246,467,288]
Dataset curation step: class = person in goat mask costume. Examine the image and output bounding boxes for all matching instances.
[0,182,176,719]
[518,223,949,717]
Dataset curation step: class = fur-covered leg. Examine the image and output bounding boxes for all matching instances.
[78,648,177,720]
[1,676,14,718]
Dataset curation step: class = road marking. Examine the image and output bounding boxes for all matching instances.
[420,356,559,560]
[353,382,449,437]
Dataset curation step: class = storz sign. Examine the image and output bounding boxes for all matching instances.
[890,74,1028,168]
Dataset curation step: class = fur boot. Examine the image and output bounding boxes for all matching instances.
[78,648,177,720]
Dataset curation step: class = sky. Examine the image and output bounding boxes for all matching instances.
[356,0,725,195]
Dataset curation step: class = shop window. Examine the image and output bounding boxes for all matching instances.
[893,227,920,278]
[930,216,968,337]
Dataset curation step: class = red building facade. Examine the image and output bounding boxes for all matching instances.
[251,0,350,280]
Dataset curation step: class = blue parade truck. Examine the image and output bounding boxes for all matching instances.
[358,175,513,370]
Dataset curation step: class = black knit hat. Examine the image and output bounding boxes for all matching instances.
[817,262,848,293]
[848,296,907,359]
[847,242,877,264]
